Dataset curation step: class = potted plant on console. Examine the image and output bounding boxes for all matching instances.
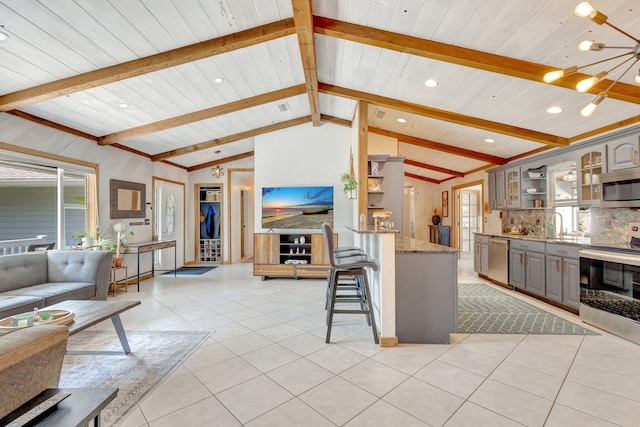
[112,222,133,267]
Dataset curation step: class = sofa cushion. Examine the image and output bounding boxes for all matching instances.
[0,252,48,293]
[46,250,109,284]
[0,296,45,319]
[6,282,96,306]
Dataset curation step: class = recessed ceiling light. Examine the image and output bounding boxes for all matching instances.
[397,118,407,123]
[0,31,8,41]
[214,77,223,83]
[119,103,129,108]
[424,79,438,87]
[546,106,563,114]
[485,138,495,143]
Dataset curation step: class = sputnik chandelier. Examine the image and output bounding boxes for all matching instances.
[211,150,225,178]
[543,2,640,117]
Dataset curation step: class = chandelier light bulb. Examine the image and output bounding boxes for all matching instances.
[543,66,578,83]
[635,70,640,84]
[574,2,607,24]
[578,40,593,51]
[574,2,596,19]
[580,94,605,117]
[576,71,607,92]
[578,40,604,52]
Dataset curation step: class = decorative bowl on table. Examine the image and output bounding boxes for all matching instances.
[0,309,75,331]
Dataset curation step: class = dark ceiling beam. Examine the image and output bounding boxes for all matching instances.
[187,151,255,172]
[405,172,440,184]
[321,83,568,147]
[99,85,307,145]
[0,19,296,111]
[314,16,640,105]
[6,110,99,142]
[370,127,507,165]
[152,116,312,161]
[292,0,321,126]
[404,158,465,177]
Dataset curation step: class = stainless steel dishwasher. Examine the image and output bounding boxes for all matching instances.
[488,238,509,286]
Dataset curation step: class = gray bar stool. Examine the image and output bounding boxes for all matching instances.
[322,223,379,344]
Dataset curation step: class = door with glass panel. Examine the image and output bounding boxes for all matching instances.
[459,190,480,253]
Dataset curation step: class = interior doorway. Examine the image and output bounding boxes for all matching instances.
[452,180,484,258]
[228,168,254,263]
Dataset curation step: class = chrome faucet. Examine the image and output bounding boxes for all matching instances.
[548,212,564,238]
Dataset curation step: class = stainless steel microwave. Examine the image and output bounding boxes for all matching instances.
[600,168,640,208]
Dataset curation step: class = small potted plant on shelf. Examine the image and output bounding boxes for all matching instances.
[71,230,95,247]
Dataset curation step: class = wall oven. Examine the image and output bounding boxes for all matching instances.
[579,248,640,344]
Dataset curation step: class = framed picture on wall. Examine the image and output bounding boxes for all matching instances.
[442,191,449,217]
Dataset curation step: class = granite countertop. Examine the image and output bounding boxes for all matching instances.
[395,237,459,254]
[346,226,399,234]
[475,232,639,253]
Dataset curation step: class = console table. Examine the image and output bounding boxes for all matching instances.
[123,240,176,290]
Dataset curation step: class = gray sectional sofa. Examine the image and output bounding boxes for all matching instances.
[0,250,113,320]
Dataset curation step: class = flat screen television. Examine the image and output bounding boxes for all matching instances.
[261,186,334,229]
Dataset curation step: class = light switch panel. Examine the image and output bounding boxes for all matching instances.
[629,222,640,238]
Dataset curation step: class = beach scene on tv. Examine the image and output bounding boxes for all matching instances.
[262,186,334,229]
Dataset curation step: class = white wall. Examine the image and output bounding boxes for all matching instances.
[254,122,354,235]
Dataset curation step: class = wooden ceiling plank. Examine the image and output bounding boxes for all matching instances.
[404,158,464,177]
[187,151,255,172]
[405,172,440,184]
[371,127,507,165]
[99,85,307,145]
[292,0,321,126]
[321,84,568,147]
[0,19,296,111]
[314,16,640,105]
[152,116,312,161]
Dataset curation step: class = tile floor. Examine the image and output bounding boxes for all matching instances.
[98,258,640,427]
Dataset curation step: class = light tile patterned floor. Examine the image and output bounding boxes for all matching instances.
[99,258,640,427]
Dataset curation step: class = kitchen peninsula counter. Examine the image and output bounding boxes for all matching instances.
[347,227,458,345]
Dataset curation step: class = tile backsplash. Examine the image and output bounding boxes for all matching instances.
[501,207,640,244]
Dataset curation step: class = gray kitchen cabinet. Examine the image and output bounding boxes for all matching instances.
[473,234,489,276]
[578,149,604,206]
[509,239,545,296]
[546,244,581,309]
[488,170,506,209]
[505,167,521,209]
[607,135,640,171]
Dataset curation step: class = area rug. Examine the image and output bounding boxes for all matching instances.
[458,283,597,335]
[59,330,210,427]
[164,266,217,275]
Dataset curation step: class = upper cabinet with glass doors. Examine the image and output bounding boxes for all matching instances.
[506,167,520,209]
[578,149,604,206]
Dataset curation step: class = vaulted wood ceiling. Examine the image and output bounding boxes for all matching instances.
[1,0,639,183]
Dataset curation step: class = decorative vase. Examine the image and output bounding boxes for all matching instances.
[432,215,441,225]
[81,236,94,248]
[114,257,125,267]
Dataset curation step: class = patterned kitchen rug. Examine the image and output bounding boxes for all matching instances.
[458,283,597,335]
[59,330,210,427]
